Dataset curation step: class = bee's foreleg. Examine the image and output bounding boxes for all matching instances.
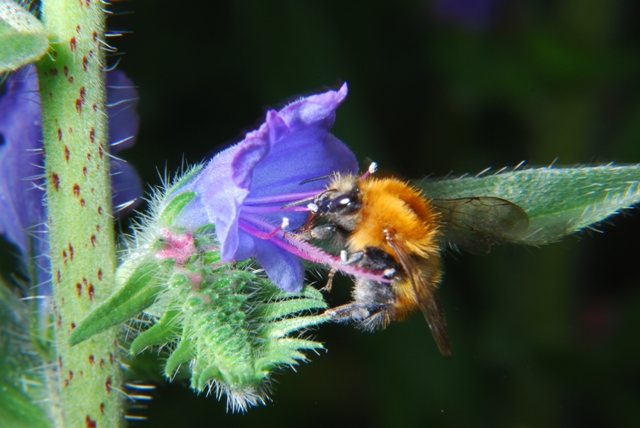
[289,223,348,247]
[308,224,339,240]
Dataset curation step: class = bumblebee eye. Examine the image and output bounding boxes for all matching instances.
[339,198,351,206]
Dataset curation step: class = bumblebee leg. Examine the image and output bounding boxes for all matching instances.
[289,223,349,248]
[308,224,338,240]
[321,268,337,292]
[339,250,364,265]
[325,302,391,331]
[325,303,374,323]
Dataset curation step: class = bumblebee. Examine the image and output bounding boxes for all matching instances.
[290,164,528,357]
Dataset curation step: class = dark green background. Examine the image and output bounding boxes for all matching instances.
[113,1,640,427]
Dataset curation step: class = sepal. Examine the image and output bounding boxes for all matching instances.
[69,261,165,346]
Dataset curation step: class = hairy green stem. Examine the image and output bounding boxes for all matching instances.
[36,0,123,426]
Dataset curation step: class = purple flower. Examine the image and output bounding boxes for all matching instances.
[172,84,361,292]
[0,65,142,288]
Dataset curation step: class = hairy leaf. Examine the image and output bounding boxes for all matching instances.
[419,165,640,247]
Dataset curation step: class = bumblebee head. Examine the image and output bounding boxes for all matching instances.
[313,173,362,216]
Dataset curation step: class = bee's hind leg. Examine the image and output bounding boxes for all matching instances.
[325,302,391,331]
[326,275,395,330]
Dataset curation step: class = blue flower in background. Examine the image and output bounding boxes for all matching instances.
[0,65,142,289]
[105,68,143,213]
[172,84,359,292]
[432,0,499,29]
[0,66,44,260]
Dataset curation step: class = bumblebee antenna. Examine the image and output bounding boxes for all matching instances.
[281,172,337,209]
[299,173,335,185]
[360,162,377,180]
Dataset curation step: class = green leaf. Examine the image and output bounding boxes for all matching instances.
[256,298,327,322]
[69,262,164,346]
[160,190,196,225]
[164,335,195,377]
[0,381,51,428]
[129,309,180,354]
[255,338,324,371]
[0,0,48,73]
[419,165,640,246]
[261,315,330,339]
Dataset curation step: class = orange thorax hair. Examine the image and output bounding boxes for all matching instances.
[347,177,441,260]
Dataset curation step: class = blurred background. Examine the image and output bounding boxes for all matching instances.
[109,1,640,427]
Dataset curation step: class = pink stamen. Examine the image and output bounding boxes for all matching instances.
[359,161,378,181]
[240,205,310,214]
[243,190,322,205]
[238,219,283,240]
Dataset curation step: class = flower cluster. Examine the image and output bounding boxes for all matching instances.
[71,83,401,411]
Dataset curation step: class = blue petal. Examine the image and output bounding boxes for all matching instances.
[107,70,142,215]
[231,117,276,189]
[111,159,143,212]
[181,147,251,261]
[234,230,256,260]
[249,84,357,201]
[0,65,44,254]
[107,70,139,151]
[253,239,305,292]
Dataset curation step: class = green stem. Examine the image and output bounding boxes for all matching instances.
[36,1,123,426]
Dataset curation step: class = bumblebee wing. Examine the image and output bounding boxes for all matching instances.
[431,197,529,255]
[385,230,452,358]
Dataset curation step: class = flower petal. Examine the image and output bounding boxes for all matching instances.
[253,238,305,292]
[248,84,356,200]
[178,146,250,260]
[234,230,256,260]
[231,116,277,189]
[111,159,143,212]
[0,65,44,254]
[107,70,139,152]
[278,83,348,134]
